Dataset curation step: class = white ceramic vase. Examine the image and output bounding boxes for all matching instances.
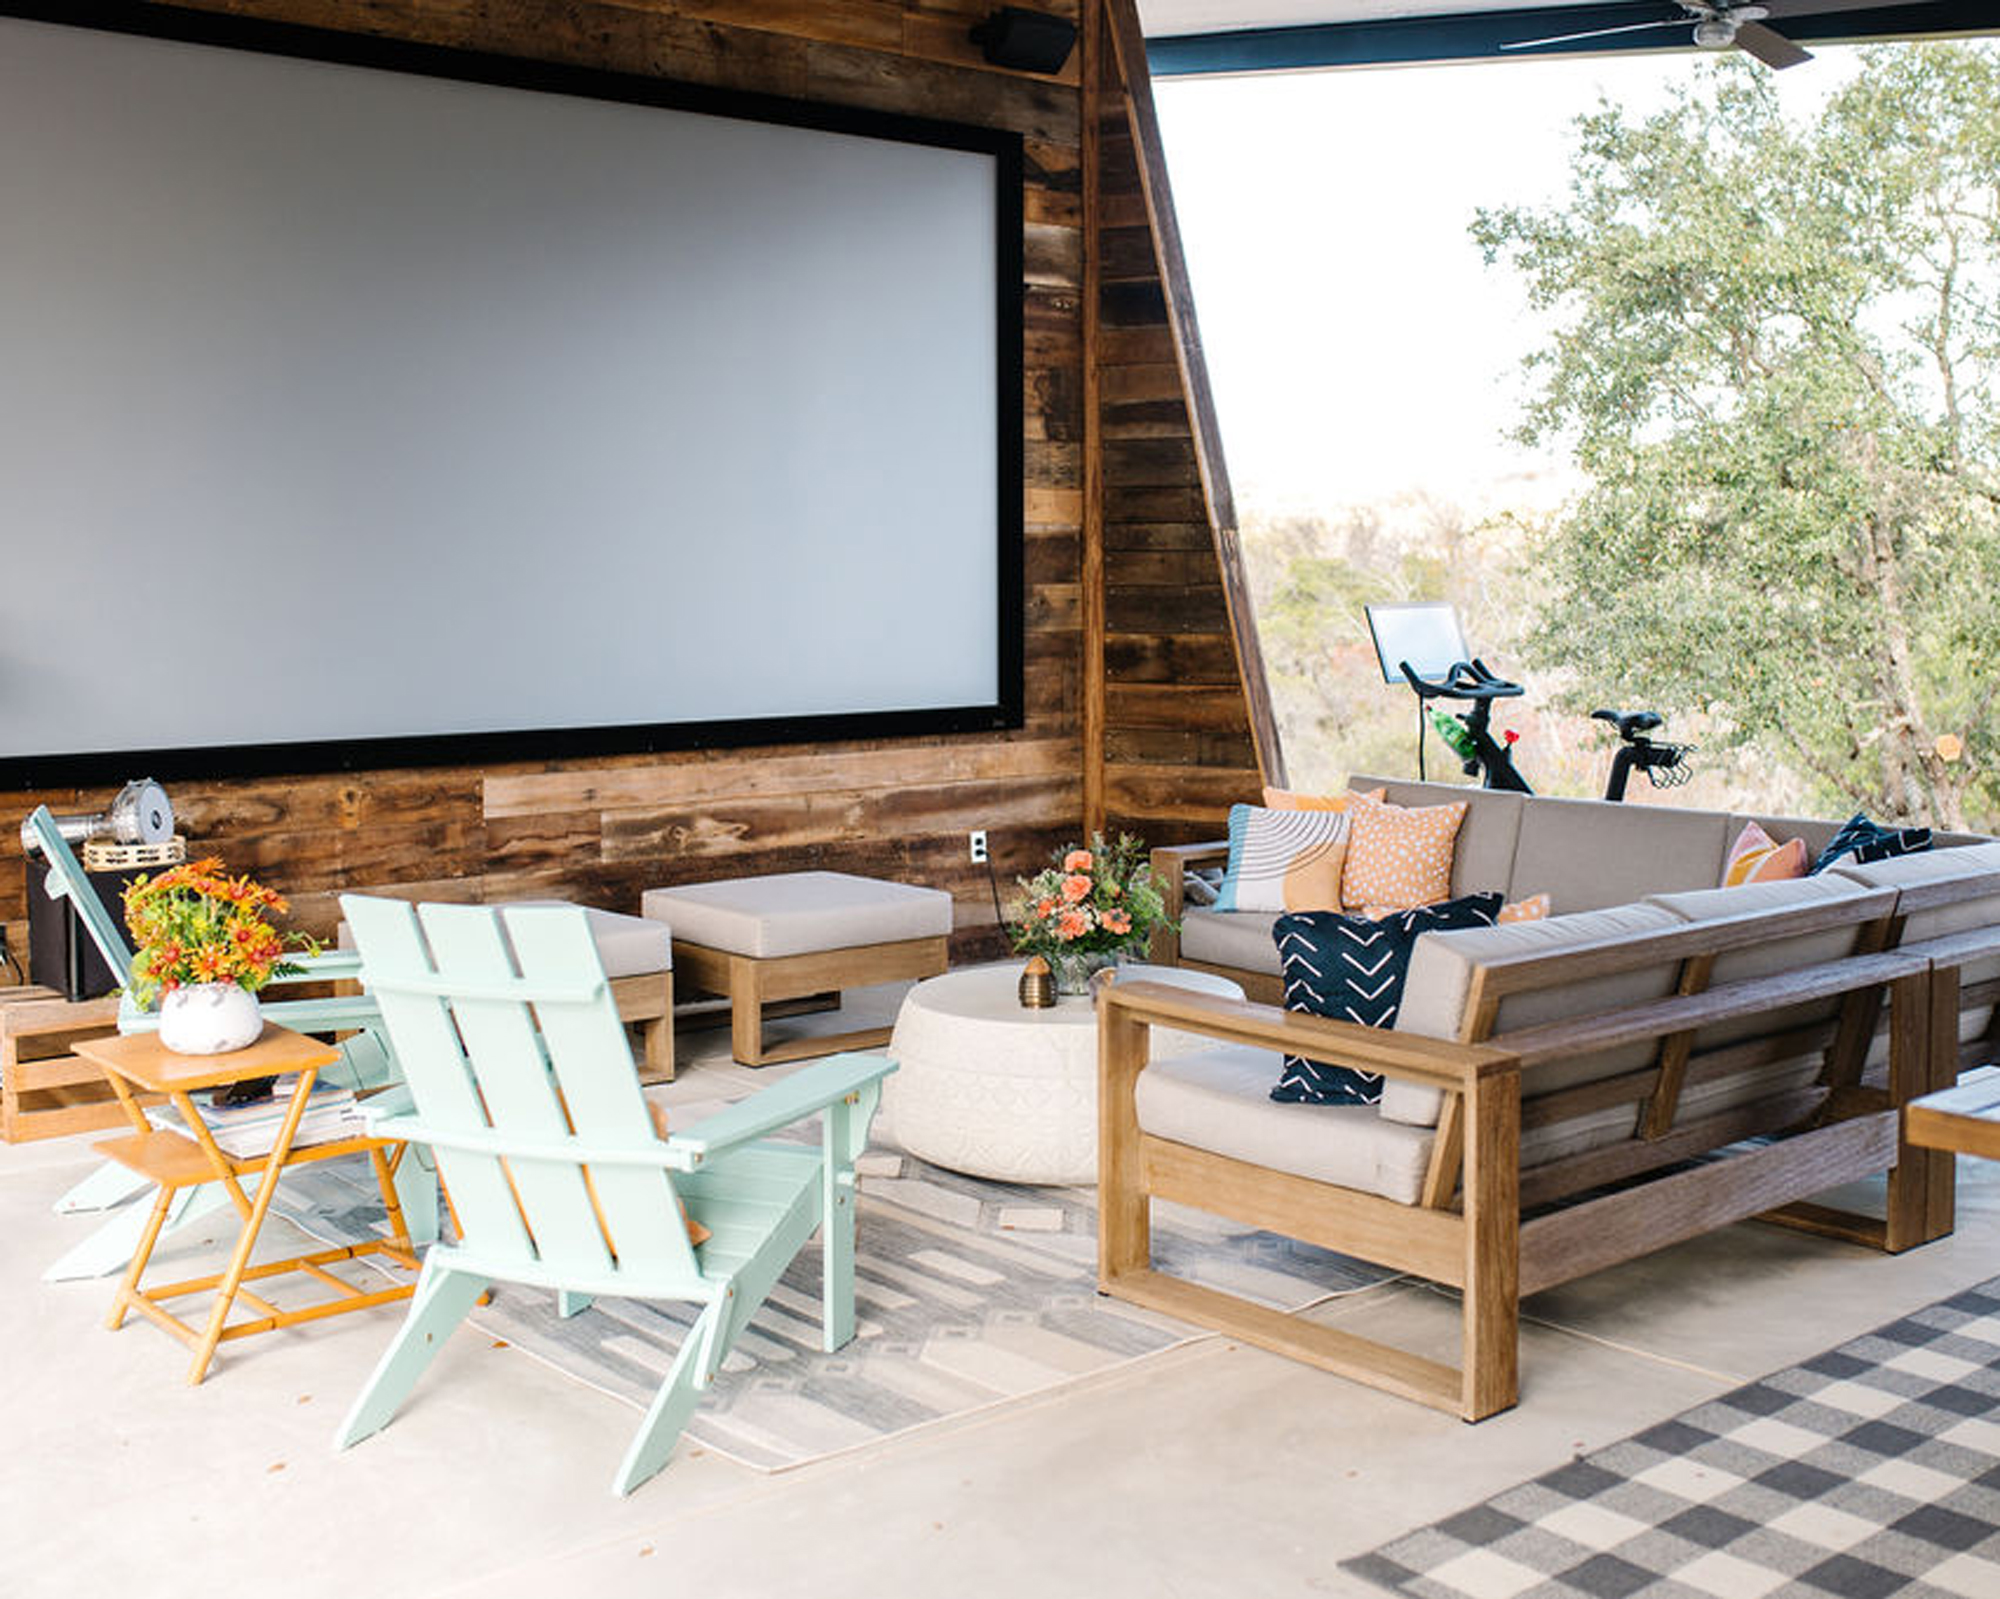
[158,982,262,1055]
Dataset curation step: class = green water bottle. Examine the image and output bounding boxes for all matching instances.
[1429,707,1476,761]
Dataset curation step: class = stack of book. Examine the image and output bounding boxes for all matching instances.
[146,1081,368,1158]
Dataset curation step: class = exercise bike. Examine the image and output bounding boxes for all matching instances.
[1395,657,1695,801]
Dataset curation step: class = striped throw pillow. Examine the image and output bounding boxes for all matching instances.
[1215,804,1352,914]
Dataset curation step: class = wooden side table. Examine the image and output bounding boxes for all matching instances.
[1906,1066,2000,1163]
[73,1024,418,1384]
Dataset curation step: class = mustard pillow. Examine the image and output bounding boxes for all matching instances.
[1339,795,1468,912]
[1262,785,1386,812]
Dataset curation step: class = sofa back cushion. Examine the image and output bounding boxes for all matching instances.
[1835,841,2000,1047]
[1641,875,1883,1069]
[1384,901,1684,1132]
[1830,840,2000,943]
[1180,907,1282,978]
[1509,795,1732,914]
[1347,777,1524,900]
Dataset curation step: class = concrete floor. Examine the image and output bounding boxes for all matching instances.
[6,986,1998,1599]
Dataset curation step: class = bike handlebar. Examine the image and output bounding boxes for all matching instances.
[1398,658,1525,702]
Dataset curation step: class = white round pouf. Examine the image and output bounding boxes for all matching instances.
[882,963,1244,1184]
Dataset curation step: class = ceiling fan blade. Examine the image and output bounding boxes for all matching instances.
[1499,18,1683,51]
[1759,0,1902,18]
[1735,21,1812,68]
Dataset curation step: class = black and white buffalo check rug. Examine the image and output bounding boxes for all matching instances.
[1347,1277,2000,1599]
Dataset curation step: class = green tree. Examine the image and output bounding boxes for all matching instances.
[1475,43,2000,829]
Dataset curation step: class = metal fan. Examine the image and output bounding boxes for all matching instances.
[1500,0,1893,70]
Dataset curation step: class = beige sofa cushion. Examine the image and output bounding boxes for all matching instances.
[1643,873,1880,1046]
[1384,901,1683,1128]
[1134,1045,1435,1205]
[1831,841,2000,942]
[1836,842,2000,1045]
[1349,776,1524,899]
[1509,795,1732,914]
[1180,907,1282,976]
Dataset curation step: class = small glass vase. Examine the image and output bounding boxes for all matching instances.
[158,982,262,1055]
[1051,948,1126,997]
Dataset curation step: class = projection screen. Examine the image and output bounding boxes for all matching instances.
[0,5,1024,785]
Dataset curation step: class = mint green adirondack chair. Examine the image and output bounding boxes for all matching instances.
[335,895,894,1495]
[24,806,435,1279]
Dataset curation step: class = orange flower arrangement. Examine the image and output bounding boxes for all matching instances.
[1008,832,1171,962]
[122,859,318,1009]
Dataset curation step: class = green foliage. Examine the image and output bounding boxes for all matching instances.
[1475,43,2000,828]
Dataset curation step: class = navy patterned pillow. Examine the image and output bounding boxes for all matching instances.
[1809,812,1932,875]
[1270,893,1504,1106]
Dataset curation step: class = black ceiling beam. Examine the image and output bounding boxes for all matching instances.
[1145,1,1991,75]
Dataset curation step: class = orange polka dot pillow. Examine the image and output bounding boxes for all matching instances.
[1339,794,1468,912]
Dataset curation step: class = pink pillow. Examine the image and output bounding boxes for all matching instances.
[1722,822,1808,887]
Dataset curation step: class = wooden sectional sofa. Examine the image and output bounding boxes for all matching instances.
[1103,779,2000,1421]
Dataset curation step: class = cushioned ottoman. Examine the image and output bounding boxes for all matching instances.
[340,900,675,1081]
[641,871,952,1066]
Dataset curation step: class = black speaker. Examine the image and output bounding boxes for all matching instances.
[970,7,1078,75]
[26,859,144,1001]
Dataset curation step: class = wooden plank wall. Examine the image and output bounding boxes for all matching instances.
[1092,3,1275,848]
[0,0,1267,977]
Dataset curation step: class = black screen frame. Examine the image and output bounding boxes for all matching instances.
[0,1,1026,788]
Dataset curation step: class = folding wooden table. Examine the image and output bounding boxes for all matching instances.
[1906,1065,2000,1163]
[73,1023,418,1384]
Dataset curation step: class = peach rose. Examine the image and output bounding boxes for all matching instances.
[1102,909,1131,935]
[1057,909,1090,940]
[1063,849,1094,873]
[1061,873,1092,903]
[1036,897,1057,919]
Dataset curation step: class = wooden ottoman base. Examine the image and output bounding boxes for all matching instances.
[611,970,675,1084]
[674,936,948,1067]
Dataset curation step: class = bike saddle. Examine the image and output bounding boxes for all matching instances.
[1592,708,1664,741]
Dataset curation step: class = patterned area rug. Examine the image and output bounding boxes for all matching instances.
[276,1146,1395,1472]
[1347,1278,2000,1599]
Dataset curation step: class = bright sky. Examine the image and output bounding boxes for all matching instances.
[1154,46,1866,517]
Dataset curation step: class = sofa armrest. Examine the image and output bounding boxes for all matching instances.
[1148,841,1230,965]
[1099,979,1513,1097]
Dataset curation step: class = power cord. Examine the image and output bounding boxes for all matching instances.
[0,924,22,987]
[983,854,1009,946]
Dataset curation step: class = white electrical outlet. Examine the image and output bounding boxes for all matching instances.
[969,830,988,865]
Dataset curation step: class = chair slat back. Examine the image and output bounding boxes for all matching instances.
[24,807,135,986]
[342,896,697,1288]
[501,908,692,1273]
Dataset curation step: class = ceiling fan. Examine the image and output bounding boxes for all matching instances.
[1500,0,1894,70]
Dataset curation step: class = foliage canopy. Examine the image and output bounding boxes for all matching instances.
[1475,43,2000,828]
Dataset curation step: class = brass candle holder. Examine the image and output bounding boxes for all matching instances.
[1017,954,1055,1008]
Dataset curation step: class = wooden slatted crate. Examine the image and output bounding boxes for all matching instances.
[0,987,136,1143]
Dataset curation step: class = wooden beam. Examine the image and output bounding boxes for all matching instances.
[1101,0,1286,788]
[1082,0,1107,837]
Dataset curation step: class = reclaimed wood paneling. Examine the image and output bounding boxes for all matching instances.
[0,0,1266,980]
[1089,1,1269,842]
